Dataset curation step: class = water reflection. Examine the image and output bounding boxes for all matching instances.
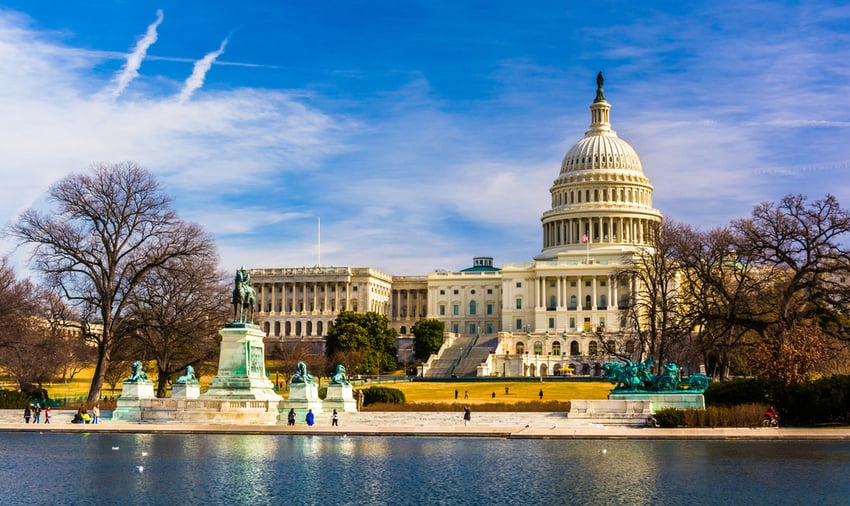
[2,434,850,504]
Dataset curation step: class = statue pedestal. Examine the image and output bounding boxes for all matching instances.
[609,392,706,411]
[565,399,653,427]
[171,383,200,399]
[113,380,155,421]
[323,383,357,412]
[280,382,323,422]
[203,323,281,402]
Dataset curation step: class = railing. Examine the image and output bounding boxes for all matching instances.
[146,399,272,412]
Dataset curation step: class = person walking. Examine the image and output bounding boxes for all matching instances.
[454,389,458,400]
[92,403,100,424]
[44,406,51,424]
[24,404,32,424]
[287,408,296,426]
[306,409,315,426]
[33,404,41,424]
[539,389,544,400]
[463,405,471,427]
[332,409,339,427]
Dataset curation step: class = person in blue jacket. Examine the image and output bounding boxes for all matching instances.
[306,409,315,426]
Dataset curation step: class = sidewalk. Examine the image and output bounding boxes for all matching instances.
[2,410,849,439]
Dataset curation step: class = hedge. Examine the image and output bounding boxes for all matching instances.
[361,386,406,406]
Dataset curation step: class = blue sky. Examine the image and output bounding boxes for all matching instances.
[1,1,849,275]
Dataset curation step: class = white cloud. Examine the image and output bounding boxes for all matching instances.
[178,38,228,104]
[108,9,163,100]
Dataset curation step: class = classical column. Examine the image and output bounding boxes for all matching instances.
[592,276,598,310]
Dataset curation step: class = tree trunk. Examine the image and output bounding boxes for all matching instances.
[87,342,110,403]
[156,368,169,398]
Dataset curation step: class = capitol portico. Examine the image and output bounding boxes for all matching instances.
[253,73,662,377]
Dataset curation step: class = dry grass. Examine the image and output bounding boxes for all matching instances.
[683,403,767,428]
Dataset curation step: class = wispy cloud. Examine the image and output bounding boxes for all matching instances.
[108,9,163,100]
[178,38,228,103]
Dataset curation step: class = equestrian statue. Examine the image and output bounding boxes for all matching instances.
[231,266,256,323]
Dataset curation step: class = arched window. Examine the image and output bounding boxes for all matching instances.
[469,300,477,315]
[589,341,598,355]
[585,295,592,310]
[600,294,607,309]
[264,322,270,335]
[569,295,577,309]
[534,341,543,354]
[274,321,281,337]
[570,341,580,356]
[400,326,407,335]
[295,322,302,336]
[552,341,562,355]
[306,321,313,336]
[317,321,324,335]
[516,342,525,354]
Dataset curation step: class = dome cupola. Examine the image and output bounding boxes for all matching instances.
[538,72,662,259]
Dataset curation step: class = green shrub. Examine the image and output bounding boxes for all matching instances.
[704,378,774,406]
[361,386,406,406]
[0,389,30,409]
[653,408,685,428]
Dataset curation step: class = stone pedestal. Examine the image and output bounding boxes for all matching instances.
[113,380,155,421]
[171,383,201,399]
[203,323,282,402]
[608,392,706,411]
[280,382,323,422]
[565,399,653,427]
[323,383,357,412]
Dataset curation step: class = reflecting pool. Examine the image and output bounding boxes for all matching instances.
[1,433,848,505]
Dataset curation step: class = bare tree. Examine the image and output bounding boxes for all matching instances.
[0,260,81,390]
[126,255,229,397]
[618,220,693,367]
[9,162,213,402]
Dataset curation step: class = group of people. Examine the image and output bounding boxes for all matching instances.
[72,404,100,424]
[23,403,50,424]
[286,408,339,426]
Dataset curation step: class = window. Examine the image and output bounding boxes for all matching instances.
[516,342,525,354]
[552,341,562,355]
[487,303,493,315]
[453,304,459,315]
[487,289,493,294]
[569,295,577,309]
[353,286,358,291]
[549,318,555,329]
[550,281,556,287]
[571,281,576,287]
[452,324,459,333]
[570,341,580,355]
[534,341,543,354]
[585,281,591,287]
[486,323,493,334]
[440,289,445,295]
[516,319,522,330]
[469,301,477,315]
[569,317,575,329]
[453,289,459,295]
[439,305,445,316]
[470,323,477,335]
[516,298,522,310]
[600,295,607,308]
[516,282,522,288]
[471,289,476,294]
[589,341,598,356]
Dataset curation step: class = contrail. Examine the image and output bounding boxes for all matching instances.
[178,38,228,103]
[109,9,164,100]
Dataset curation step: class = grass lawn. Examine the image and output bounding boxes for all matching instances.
[380,380,611,406]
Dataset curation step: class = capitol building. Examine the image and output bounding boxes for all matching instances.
[251,74,662,377]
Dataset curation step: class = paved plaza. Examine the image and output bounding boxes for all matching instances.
[2,409,849,440]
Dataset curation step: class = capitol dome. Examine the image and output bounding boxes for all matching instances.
[538,72,662,258]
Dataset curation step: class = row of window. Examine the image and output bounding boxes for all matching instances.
[439,288,495,295]
[439,301,495,316]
